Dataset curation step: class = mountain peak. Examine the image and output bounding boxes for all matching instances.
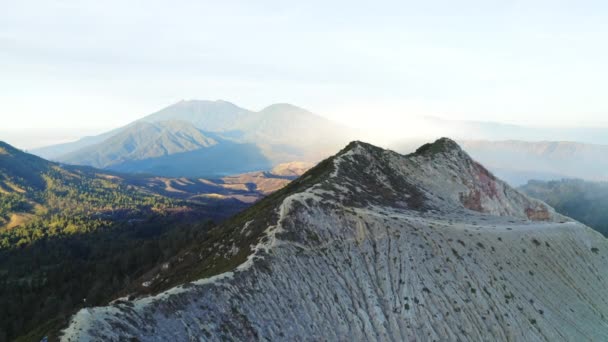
[328,139,557,220]
[139,99,251,133]
[172,99,239,107]
[414,137,462,155]
[62,138,606,342]
[341,138,463,164]
[59,120,218,171]
[259,103,307,113]
[341,140,381,152]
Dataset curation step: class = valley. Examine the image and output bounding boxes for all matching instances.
[0,141,307,341]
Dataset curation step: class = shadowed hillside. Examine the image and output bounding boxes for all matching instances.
[0,141,277,342]
[521,179,608,237]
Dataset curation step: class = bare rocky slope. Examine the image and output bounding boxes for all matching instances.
[61,138,608,341]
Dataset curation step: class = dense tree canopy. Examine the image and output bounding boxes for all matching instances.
[0,144,245,341]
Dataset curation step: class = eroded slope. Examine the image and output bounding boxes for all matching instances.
[61,139,608,341]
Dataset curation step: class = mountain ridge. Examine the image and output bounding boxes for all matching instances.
[391,139,608,185]
[61,138,608,341]
[59,120,219,169]
[139,100,251,132]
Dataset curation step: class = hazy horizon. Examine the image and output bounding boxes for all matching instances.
[3,1,608,149]
[4,98,608,150]
[5,99,608,151]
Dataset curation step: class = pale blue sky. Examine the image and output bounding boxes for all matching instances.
[2,0,608,147]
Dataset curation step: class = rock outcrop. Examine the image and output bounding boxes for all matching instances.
[61,138,608,341]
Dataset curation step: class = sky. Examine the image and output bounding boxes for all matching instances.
[2,0,608,148]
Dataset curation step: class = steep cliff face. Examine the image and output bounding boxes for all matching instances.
[61,139,608,341]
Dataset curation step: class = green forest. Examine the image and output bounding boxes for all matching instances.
[0,167,182,249]
[1,216,215,342]
[0,144,244,341]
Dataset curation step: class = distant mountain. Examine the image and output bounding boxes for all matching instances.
[140,101,354,163]
[521,179,608,237]
[31,100,352,178]
[30,129,121,160]
[60,120,217,168]
[63,138,608,341]
[55,119,277,177]
[30,100,249,160]
[140,100,251,132]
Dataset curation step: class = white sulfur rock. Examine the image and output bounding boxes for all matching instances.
[61,139,608,341]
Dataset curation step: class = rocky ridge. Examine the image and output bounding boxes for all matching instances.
[61,138,608,341]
